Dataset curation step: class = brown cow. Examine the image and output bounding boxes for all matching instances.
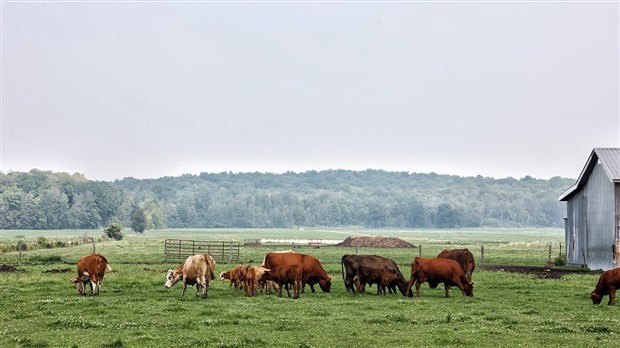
[164,254,212,299]
[262,265,303,299]
[591,268,620,305]
[437,248,475,280]
[220,265,245,290]
[405,257,473,298]
[341,254,407,295]
[70,253,111,296]
[242,264,259,297]
[353,266,401,295]
[263,252,331,293]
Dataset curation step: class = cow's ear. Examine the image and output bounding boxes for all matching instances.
[469,282,474,286]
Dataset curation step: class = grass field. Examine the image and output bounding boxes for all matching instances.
[0,228,615,348]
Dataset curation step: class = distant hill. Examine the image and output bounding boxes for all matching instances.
[1,169,574,230]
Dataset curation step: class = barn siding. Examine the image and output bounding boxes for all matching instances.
[615,183,620,266]
[582,162,615,270]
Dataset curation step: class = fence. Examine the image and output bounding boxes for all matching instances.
[164,239,240,264]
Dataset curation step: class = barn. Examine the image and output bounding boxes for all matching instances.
[559,148,620,271]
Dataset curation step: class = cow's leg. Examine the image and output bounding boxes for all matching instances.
[609,287,616,305]
[309,283,316,293]
[293,280,300,299]
[180,280,188,299]
[277,282,283,297]
[415,281,422,298]
[285,283,292,297]
[405,277,415,297]
[444,283,451,298]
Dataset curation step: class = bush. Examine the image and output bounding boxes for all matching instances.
[554,254,566,266]
[104,223,124,241]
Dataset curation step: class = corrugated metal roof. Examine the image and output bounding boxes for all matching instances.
[595,148,620,181]
[558,147,620,201]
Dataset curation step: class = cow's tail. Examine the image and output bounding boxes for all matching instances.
[341,255,347,283]
[405,258,421,297]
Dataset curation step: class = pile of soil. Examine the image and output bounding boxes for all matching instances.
[336,236,416,248]
[0,264,17,273]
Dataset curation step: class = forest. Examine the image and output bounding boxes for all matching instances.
[0,169,574,231]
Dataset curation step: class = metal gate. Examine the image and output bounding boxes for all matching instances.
[164,239,240,264]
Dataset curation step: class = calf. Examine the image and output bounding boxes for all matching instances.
[354,266,401,295]
[242,264,258,297]
[70,253,111,296]
[405,257,473,298]
[591,268,620,305]
[220,265,245,290]
[262,265,303,299]
[164,254,212,299]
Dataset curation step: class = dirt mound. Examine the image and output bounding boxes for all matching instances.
[0,264,17,273]
[336,236,416,248]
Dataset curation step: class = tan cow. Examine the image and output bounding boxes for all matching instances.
[70,253,111,296]
[164,254,213,299]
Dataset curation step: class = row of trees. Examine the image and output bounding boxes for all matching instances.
[0,169,573,230]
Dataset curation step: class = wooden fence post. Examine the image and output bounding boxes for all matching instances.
[481,244,484,263]
[418,244,422,257]
[18,239,22,263]
[92,238,96,254]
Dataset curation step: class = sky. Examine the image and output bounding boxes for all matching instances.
[1,1,619,182]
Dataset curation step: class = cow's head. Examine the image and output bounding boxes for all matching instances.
[164,269,182,288]
[219,271,230,281]
[319,277,332,293]
[463,281,474,297]
[591,291,603,305]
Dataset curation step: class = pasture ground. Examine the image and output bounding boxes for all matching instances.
[0,228,616,347]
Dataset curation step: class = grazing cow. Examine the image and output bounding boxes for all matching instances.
[341,255,407,295]
[70,253,111,296]
[261,250,296,267]
[353,266,401,295]
[437,248,475,280]
[164,254,212,299]
[591,268,620,305]
[405,257,473,298]
[262,265,303,299]
[263,252,331,293]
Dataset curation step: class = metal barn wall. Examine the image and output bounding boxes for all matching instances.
[566,192,587,266]
[583,162,616,270]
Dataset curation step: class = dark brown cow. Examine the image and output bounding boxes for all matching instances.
[341,254,407,295]
[405,257,473,298]
[353,266,401,295]
[591,268,620,305]
[262,265,303,299]
[263,252,331,293]
[437,248,475,280]
[70,253,111,296]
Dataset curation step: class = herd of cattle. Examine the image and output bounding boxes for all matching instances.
[69,248,620,305]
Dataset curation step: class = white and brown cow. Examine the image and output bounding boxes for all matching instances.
[70,253,112,296]
[164,254,213,299]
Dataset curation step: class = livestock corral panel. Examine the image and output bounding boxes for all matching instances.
[164,239,240,264]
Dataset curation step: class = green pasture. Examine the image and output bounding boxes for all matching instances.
[0,228,615,348]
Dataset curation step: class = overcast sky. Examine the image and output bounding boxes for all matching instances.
[1,1,618,182]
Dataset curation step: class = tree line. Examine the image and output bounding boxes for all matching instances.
[0,169,573,231]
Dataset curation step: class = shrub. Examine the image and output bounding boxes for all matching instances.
[554,254,566,266]
[104,223,124,241]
